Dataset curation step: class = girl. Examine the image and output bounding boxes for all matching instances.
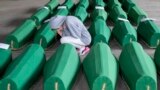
[50,15,91,55]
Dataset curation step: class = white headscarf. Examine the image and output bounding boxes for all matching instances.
[49,15,67,29]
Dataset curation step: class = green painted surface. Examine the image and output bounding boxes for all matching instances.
[0,44,46,90]
[74,6,88,22]
[92,0,105,7]
[53,7,69,16]
[112,20,137,46]
[44,44,80,90]
[83,42,118,90]
[154,45,160,72]
[137,20,160,48]
[119,42,157,90]
[128,5,147,25]
[62,0,74,10]
[0,48,12,75]
[34,22,57,48]
[109,5,127,23]
[88,18,111,45]
[107,0,121,10]
[91,8,108,21]
[121,0,136,13]
[31,7,50,26]
[45,0,59,11]
[6,19,37,49]
[78,0,89,9]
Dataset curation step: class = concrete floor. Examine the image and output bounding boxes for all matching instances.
[0,0,160,90]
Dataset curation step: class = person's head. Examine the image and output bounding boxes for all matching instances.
[50,15,66,30]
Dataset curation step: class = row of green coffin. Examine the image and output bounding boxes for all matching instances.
[84,42,157,90]
[30,0,61,26]
[31,0,59,26]
[88,5,110,45]
[119,41,157,90]
[5,0,58,49]
[43,2,88,89]
[0,43,159,90]
[0,44,80,90]
[34,1,89,49]
[107,0,147,25]
[108,0,160,48]
[5,0,73,49]
[119,0,147,25]
[76,0,108,22]
[0,44,45,90]
[88,18,111,45]
[5,0,108,49]
[34,6,70,48]
[112,19,137,46]
[117,0,160,47]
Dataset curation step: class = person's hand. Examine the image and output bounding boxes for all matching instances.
[57,26,63,36]
[57,29,62,36]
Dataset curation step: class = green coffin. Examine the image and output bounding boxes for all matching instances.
[107,0,121,10]
[0,48,12,74]
[88,18,111,45]
[112,20,137,46]
[74,6,88,22]
[53,0,74,16]
[0,44,46,90]
[154,45,160,72]
[6,19,37,49]
[118,0,124,3]
[119,42,157,90]
[109,5,127,23]
[54,6,69,16]
[78,0,89,9]
[44,44,80,90]
[137,19,160,48]
[91,6,108,21]
[128,5,147,25]
[83,42,118,90]
[62,0,74,10]
[31,7,50,26]
[45,0,59,11]
[92,0,105,7]
[121,0,136,13]
[34,22,57,49]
